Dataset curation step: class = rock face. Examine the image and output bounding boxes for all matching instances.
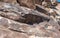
[0,1,60,38]
[0,2,50,24]
[16,0,36,9]
[16,0,44,9]
[0,15,60,38]
[0,0,17,4]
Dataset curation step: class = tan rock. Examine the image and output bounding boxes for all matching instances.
[0,0,17,4]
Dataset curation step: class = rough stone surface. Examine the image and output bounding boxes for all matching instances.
[0,1,60,38]
[0,0,17,4]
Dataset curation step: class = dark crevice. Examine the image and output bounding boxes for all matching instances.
[0,11,50,25]
[16,14,50,25]
[35,6,47,13]
[9,29,27,33]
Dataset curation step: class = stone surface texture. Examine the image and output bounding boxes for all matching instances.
[0,0,60,38]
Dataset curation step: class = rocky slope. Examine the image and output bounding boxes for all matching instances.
[0,0,60,38]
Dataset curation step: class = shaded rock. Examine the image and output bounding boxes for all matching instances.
[0,2,50,25]
[16,0,36,9]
